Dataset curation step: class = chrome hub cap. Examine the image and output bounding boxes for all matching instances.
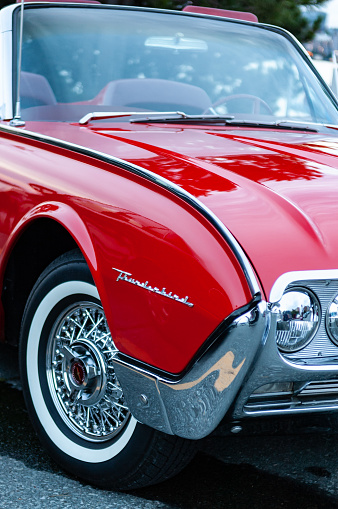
[46,302,130,442]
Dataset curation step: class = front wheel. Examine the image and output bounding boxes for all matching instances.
[19,250,194,489]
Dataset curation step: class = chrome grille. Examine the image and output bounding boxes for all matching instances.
[283,279,338,363]
[244,379,338,414]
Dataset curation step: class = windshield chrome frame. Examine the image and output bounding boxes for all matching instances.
[0,4,17,120]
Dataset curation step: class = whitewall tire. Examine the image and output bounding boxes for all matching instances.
[19,250,195,489]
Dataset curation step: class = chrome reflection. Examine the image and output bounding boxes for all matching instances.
[326,294,338,346]
[273,288,320,352]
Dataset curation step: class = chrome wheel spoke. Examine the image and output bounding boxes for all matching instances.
[46,302,130,442]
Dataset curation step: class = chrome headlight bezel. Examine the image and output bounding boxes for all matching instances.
[325,294,338,346]
[274,287,321,353]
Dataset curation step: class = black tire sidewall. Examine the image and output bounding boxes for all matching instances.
[19,254,155,487]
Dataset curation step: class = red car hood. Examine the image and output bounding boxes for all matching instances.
[27,121,338,301]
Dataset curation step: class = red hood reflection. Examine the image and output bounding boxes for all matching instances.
[29,121,338,299]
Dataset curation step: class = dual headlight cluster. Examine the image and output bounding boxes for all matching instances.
[274,288,338,353]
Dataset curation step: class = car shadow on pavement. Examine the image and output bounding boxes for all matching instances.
[135,452,338,509]
[0,343,337,508]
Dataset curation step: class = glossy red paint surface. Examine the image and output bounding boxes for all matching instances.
[0,125,252,373]
[3,118,338,372]
[27,121,338,300]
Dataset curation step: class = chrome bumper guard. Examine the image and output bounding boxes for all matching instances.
[113,302,269,440]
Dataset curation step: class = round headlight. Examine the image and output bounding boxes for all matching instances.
[274,289,320,353]
[326,295,338,346]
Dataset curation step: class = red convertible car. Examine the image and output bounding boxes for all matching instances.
[1,0,338,490]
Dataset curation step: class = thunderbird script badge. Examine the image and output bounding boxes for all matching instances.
[112,268,194,307]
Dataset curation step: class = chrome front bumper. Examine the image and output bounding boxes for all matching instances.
[113,268,338,439]
[113,293,338,439]
[113,302,269,439]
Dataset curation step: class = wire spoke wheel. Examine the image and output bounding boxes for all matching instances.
[19,251,195,490]
[47,302,130,442]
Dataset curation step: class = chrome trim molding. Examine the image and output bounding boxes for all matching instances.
[0,4,21,121]
[244,379,338,414]
[0,123,260,297]
[79,111,188,125]
[270,269,338,303]
[113,302,268,439]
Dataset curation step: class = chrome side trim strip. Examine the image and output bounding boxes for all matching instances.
[270,269,338,303]
[0,123,260,297]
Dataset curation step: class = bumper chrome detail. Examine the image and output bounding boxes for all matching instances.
[113,302,269,439]
[114,273,338,435]
[244,379,338,414]
[233,311,338,419]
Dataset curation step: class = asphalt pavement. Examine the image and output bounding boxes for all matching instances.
[0,343,337,508]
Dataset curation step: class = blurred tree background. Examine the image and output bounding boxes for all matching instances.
[0,0,328,42]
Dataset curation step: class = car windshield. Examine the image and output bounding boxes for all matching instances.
[16,6,338,125]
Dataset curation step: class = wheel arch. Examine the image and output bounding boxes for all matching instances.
[1,201,98,346]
